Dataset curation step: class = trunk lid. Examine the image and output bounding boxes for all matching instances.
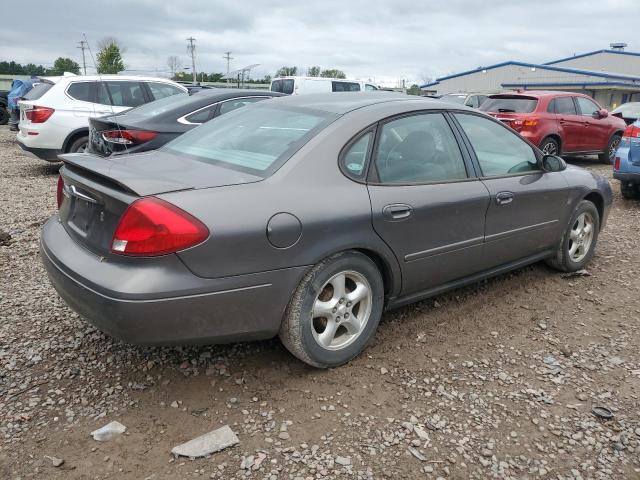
[58,151,262,255]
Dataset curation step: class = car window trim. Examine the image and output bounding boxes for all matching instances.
[449,110,544,179]
[366,109,476,186]
[177,95,272,125]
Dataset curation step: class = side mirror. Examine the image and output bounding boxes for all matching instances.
[540,154,567,172]
[593,109,608,119]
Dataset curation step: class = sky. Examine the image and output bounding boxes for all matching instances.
[1,0,637,87]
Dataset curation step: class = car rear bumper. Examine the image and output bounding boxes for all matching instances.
[17,141,62,161]
[613,171,640,183]
[41,217,307,345]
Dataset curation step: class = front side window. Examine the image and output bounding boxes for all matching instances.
[341,132,372,179]
[576,96,600,116]
[218,97,267,116]
[553,97,577,115]
[365,84,378,91]
[165,106,335,175]
[97,81,146,107]
[148,82,184,100]
[455,113,538,177]
[67,81,93,102]
[332,81,360,92]
[374,113,467,184]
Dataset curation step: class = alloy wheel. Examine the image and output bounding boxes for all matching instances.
[609,137,620,161]
[542,141,557,155]
[311,270,372,351]
[568,212,594,263]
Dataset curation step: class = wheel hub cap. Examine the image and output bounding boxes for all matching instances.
[568,212,594,263]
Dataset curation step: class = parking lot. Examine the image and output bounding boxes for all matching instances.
[1,122,639,478]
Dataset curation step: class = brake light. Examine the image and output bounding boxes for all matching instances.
[25,106,55,123]
[102,129,158,145]
[623,124,640,138]
[56,176,65,209]
[111,197,209,256]
[614,157,620,171]
[511,118,539,130]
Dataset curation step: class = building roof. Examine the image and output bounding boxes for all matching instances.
[421,49,640,89]
[544,49,640,65]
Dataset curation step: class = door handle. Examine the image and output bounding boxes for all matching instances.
[382,204,413,221]
[495,191,514,205]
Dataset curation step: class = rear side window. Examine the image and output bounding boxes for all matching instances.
[576,97,600,116]
[147,82,184,100]
[67,82,93,102]
[23,82,53,101]
[479,96,538,113]
[184,105,217,124]
[332,81,360,92]
[165,106,334,175]
[341,131,373,179]
[553,97,577,115]
[375,113,468,184]
[455,113,538,177]
[97,81,146,107]
[271,79,294,94]
[218,97,267,115]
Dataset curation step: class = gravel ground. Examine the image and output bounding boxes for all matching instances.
[1,124,640,480]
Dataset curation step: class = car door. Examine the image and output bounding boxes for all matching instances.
[366,111,490,295]
[551,96,585,152]
[575,96,609,151]
[453,112,568,267]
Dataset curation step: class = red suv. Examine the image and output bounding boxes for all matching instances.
[479,91,626,164]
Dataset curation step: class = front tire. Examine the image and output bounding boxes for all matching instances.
[0,106,8,125]
[599,134,621,164]
[68,136,89,154]
[539,137,560,156]
[279,251,384,368]
[546,200,600,272]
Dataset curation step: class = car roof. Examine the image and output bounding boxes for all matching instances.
[265,92,460,115]
[490,90,586,98]
[42,74,183,84]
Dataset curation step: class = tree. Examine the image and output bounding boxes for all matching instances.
[307,66,321,77]
[96,38,125,74]
[23,63,47,76]
[167,56,181,78]
[320,69,346,79]
[276,66,297,77]
[407,84,422,96]
[50,57,80,75]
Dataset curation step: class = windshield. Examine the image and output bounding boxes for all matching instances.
[480,96,538,113]
[164,105,335,175]
[612,102,640,117]
[271,79,294,95]
[120,92,190,119]
[441,94,467,105]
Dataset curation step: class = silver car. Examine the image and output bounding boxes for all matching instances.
[41,93,612,368]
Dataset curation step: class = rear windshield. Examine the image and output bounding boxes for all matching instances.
[612,102,640,117]
[120,92,190,119]
[271,79,294,94]
[164,105,335,175]
[480,96,538,113]
[23,81,54,100]
[441,94,467,104]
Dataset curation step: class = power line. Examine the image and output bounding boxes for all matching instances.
[77,40,88,75]
[186,37,197,84]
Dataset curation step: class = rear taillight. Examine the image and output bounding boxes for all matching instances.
[511,118,538,130]
[102,129,158,145]
[25,106,55,123]
[623,124,640,138]
[614,157,621,171]
[56,176,65,209]
[111,197,209,256]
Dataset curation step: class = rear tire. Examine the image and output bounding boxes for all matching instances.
[546,200,600,272]
[599,134,621,164]
[0,107,8,125]
[620,182,639,199]
[539,137,560,156]
[68,136,89,154]
[279,251,384,368]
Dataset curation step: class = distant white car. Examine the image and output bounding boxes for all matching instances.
[17,74,187,161]
[270,76,378,95]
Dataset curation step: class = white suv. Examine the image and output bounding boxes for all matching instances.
[17,74,187,161]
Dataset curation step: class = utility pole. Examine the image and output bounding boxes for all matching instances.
[186,37,197,84]
[77,40,88,75]
[223,51,233,85]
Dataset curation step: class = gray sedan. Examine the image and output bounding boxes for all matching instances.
[41,93,612,368]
